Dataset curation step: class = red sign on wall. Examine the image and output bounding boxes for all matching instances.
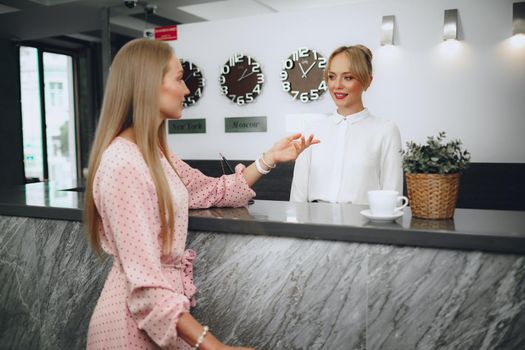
[154,25,177,41]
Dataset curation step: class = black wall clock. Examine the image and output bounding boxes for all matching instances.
[281,47,327,102]
[219,54,264,105]
[180,59,204,107]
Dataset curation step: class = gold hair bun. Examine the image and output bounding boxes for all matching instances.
[355,44,373,61]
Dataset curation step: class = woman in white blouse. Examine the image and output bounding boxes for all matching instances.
[290,45,403,205]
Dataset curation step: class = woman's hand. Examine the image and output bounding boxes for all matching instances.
[264,133,320,165]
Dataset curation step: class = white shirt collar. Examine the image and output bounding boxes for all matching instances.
[332,108,370,125]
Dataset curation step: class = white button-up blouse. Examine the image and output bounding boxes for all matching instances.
[290,108,403,205]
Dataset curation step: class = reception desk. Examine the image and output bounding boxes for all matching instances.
[1,182,524,349]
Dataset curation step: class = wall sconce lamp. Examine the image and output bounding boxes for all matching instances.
[513,2,525,36]
[443,9,458,41]
[381,15,395,45]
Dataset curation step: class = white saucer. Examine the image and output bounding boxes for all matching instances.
[360,209,404,222]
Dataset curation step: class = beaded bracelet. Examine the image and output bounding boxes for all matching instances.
[255,157,271,175]
[260,153,276,169]
[193,325,209,350]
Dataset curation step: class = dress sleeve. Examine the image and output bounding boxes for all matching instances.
[379,121,403,194]
[95,157,190,348]
[168,153,255,209]
[290,147,311,202]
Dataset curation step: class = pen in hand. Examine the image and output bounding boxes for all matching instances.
[220,152,235,174]
[220,153,255,204]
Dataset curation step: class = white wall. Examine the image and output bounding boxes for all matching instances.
[168,0,525,162]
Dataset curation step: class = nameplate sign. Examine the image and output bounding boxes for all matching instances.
[225,117,267,133]
[168,119,206,134]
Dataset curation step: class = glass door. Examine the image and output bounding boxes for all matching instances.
[42,52,77,188]
[19,46,78,188]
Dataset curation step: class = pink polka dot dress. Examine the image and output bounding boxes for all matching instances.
[86,137,255,349]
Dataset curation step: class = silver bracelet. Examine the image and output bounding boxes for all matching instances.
[255,157,270,175]
[261,153,276,169]
[193,325,209,350]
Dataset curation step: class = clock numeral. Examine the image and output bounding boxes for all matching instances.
[253,84,261,94]
[229,54,242,66]
[219,75,226,84]
[309,89,319,100]
[222,65,230,75]
[291,90,299,100]
[318,57,327,69]
[237,96,245,105]
[292,51,299,61]
[318,80,327,91]
[282,81,291,92]
[245,93,254,103]
[283,59,294,70]
[251,62,260,72]
[280,70,288,81]
[300,92,309,102]
[299,47,308,58]
[228,94,237,101]
[312,50,318,60]
[221,86,228,95]
[257,73,264,83]
[196,88,202,97]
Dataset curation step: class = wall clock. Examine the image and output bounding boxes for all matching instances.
[180,59,205,107]
[219,53,264,105]
[281,47,327,102]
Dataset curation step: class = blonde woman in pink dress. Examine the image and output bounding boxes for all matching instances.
[83,38,318,350]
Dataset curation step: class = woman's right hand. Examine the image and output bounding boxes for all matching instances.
[264,132,320,165]
[177,313,255,350]
[204,337,254,350]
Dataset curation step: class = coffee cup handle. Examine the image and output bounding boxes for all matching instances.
[395,196,409,211]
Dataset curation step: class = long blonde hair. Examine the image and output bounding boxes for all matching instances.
[84,38,178,256]
[324,44,373,90]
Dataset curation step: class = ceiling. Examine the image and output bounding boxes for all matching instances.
[0,0,369,42]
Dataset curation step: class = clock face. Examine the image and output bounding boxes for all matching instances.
[219,54,264,105]
[281,48,327,103]
[180,59,205,108]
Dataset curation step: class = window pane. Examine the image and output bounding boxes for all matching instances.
[43,52,77,188]
[19,46,44,182]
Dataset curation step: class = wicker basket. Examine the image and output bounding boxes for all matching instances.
[410,217,456,230]
[405,173,460,219]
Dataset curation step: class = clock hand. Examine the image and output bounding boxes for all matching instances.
[298,61,306,76]
[302,61,317,78]
[238,70,257,81]
[237,68,248,81]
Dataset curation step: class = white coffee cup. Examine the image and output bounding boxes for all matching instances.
[367,190,409,216]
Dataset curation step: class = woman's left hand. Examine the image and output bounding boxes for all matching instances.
[265,133,320,165]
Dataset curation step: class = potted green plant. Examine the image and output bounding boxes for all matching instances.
[402,131,471,219]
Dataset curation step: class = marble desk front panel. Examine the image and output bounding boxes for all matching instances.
[1,215,523,349]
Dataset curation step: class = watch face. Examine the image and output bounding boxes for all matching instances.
[281,47,327,103]
[180,59,205,108]
[220,54,264,105]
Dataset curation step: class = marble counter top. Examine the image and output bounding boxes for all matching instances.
[1,182,524,254]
